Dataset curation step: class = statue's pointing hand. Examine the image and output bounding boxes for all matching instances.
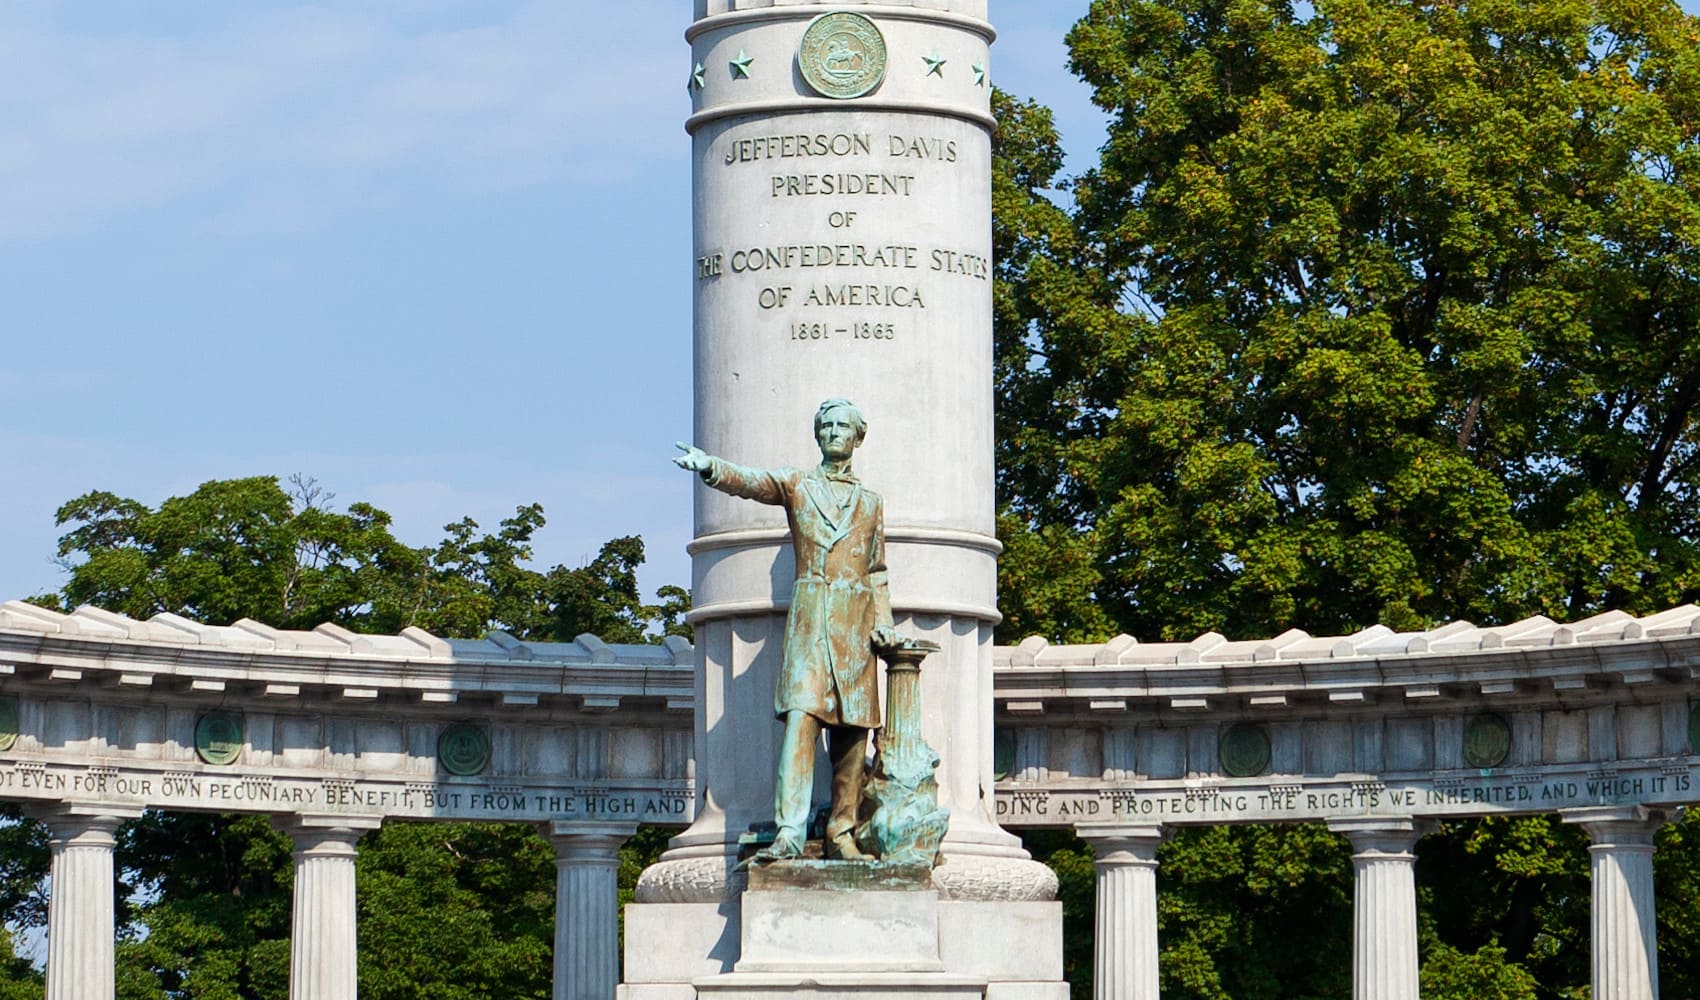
[674,442,712,474]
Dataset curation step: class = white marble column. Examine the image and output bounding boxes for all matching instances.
[1330,819,1422,1000]
[1562,806,1668,1000]
[280,816,379,1000]
[1078,824,1165,1000]
[39,807,140,1000]
[548,821,635,1000]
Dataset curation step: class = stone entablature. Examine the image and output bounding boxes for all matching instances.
[0,601,694,825]
[4,600,1697,829]
[991,608,1700,827]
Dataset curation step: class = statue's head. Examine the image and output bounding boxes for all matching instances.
[814,398,866,460]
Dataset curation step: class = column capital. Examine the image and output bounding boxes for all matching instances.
[544,820,635,865]
[28,804,143,846]
[1076,824,1166,867]
[275,814,382,857]
[1560,806,1670,847]
[1328,817,1429,857]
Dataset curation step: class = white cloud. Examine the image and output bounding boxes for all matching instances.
[0,2,686,241]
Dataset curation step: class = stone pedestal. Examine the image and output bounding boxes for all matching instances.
[281,815,380,1000]
[549,821,636,1000]
[1330,819,1421,1000]
[623,861,1065,1000]
[39,806,140,1000]
[694,862,980,1000]
[1562,806,1667,1000]
[1078,825,1164,1000]
[736,862,942,974]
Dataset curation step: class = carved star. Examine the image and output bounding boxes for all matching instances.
[972,60,987,86]
[923,50,947,77]
[729,49,754,79]
[689,61,705,91]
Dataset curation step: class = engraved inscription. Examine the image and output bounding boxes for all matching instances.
[707,125,983,339]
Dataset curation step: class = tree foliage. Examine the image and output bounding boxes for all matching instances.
[992,0,1700,996]
[45,475,688,643]
[998,0,1700,643]
[0,476,687,998]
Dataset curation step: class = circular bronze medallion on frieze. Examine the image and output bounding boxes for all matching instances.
[1463,713,1512,769]
[194,710,245,766]
[438,724,491,776]
[1219,723,1272,777]
[797,11,887,99]
[0,697,17,753]
[993,729,1016,781]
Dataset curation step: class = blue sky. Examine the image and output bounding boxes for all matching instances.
[0,2,1100,606]
[3,2,1695,609]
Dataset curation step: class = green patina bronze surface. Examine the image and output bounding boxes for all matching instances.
[676,399,902,862]
[748,858,932,892]
[438,724,491,776]
[1464,713,1512,769]
[858,638,949,866]
[797,12,886,99]
[993,729,1016,781]
[194,710,245,766]
[0,697,17,753]
[1220,722,1272,777]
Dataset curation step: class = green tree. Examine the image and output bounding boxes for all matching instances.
[19,476,689,999]
[0,928,44,1000]
[992,0,1700,996]
[999,0,1700,642]
[50,476,428,634]
[1418,942,1540,1000]
[46,476,692,645]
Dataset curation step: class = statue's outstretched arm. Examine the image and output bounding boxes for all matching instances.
[673,442,790,505]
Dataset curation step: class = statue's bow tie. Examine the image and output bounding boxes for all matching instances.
[824,472,858,484]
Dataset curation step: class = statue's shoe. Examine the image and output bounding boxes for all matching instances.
[749,831,804,865]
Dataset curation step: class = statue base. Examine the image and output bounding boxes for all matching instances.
[737,861,943,974]
[621,859,1068,1000]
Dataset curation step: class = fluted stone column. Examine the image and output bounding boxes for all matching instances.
[39,807,140,1000]
[1330,818,1422,1000]
[1078,825,1165,1000]
[1562,806,1668,1000]
[281,816,379,1000]
[547,821,634,1000]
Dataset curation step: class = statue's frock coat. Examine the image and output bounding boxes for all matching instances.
[704,460,893,728]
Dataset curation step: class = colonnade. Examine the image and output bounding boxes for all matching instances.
[1079,806,1670,1000]
[32,807,635,1000]
[31,805,1674,998]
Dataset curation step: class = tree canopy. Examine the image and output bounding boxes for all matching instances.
[2,476,686,998]
[994,0,1700,996]
[44,474,688,643]
[997,0,1700,644]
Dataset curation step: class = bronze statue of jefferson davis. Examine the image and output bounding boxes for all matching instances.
[674,399,901,862]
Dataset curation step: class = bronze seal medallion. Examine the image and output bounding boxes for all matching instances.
[798,12,887,99]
